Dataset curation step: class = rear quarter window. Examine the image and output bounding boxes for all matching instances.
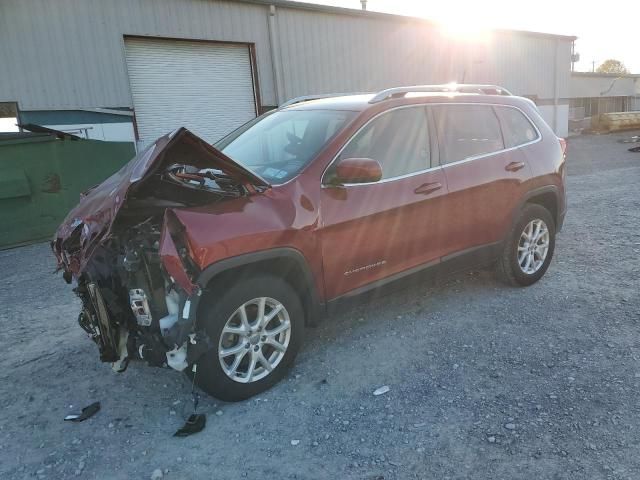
[495,106,539,148]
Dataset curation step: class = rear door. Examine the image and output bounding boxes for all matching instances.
[319,105,448,299]
[432,104,534,256]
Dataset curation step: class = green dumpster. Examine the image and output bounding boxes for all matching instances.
[0,134,135,248]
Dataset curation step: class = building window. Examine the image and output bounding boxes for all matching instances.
[0,102,19,132]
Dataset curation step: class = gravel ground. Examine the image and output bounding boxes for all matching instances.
[1,131,639,480]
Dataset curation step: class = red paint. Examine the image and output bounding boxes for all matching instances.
[335,157,382,183]
[158,221,197,296]
[53,93,566,306]
[52,128,267,276]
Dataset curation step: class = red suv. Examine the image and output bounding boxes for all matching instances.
[53,85,567,401]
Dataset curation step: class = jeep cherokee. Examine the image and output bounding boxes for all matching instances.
[52,84,567,401]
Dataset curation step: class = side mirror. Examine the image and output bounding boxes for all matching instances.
[334,157,382,184]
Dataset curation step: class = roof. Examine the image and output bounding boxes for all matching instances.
[571,72,640,78]
[235,0,577,41]
[284,94,375,111]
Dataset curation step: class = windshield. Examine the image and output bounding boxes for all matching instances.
[217,109,357,183]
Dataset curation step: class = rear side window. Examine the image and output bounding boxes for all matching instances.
[338,106,430,180]
[432,105,504,164]
[495,106,539,148]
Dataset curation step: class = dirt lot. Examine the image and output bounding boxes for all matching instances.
[1,131,639,480]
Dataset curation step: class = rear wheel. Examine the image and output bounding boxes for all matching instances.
[497,204,556,286]
[191,274,304,402]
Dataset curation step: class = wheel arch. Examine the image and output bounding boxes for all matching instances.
[514,186,560,229]
[196,248,323,326]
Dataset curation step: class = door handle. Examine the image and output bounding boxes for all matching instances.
[505,161,526,172]
[414,182,443,195]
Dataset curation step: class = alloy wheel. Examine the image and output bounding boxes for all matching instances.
[517,219,550,275]
[218,297,292,383]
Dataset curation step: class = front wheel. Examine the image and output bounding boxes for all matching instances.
[191,274,305,401]
[496,204,556,286]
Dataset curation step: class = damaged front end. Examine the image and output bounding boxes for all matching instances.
[52,128,268,373]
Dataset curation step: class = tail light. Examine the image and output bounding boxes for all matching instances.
[558,137,567,158]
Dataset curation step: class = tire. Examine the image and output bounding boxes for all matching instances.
[190,274,305,402]
[496,203,556,287]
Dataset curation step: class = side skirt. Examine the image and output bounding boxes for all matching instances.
[326,241,502,313]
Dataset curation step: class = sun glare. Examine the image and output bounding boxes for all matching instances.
[400,0,494,41]
[439,19,492,42]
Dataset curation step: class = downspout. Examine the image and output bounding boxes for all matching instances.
[267,5,285,105]
[552,38,560,134]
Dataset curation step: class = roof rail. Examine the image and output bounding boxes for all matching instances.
[369,84,513,103]
[279,92,371,108]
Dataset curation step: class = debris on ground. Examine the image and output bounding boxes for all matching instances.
[150,468,163,480]
[64,402,100,422]
[173,413,206,437]
[373,386,390,396]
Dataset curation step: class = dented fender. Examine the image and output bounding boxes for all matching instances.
[158,213,198,296]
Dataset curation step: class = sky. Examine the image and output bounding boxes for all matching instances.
[306,0,639,73]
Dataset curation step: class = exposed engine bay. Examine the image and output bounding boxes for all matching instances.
[74,218,192,372]
[51,128,269,373]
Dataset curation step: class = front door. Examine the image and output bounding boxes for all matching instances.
[319,105,448,300]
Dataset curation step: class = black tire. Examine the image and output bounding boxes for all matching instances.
[496,203,556,287]
[190,274,304,402]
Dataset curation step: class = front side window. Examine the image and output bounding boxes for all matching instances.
[217,109,356,183]
[336,106,431,180]
[432,105,504,164]
[495,106,539,148]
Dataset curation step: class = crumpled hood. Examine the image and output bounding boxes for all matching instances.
[52,127,268,275]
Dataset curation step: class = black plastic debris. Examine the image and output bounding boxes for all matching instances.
[64,402,101,422]
[628,146,640,152]
[173,364,207,437]
[174,413,206,437]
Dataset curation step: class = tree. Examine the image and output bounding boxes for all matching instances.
[596,59,629,74]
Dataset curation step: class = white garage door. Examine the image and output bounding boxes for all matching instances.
[125,37,257,148]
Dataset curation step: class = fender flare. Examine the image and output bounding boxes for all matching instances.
[512,185,561,226]
[195,247,323,323]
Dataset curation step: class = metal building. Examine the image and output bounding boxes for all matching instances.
[568,72,640,131]
[0,0,575,146]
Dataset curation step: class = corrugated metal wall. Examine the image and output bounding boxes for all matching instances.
[273,7,571,102]
[0,0,276,109]
[569,74,639,99]
[0,0,572,112]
